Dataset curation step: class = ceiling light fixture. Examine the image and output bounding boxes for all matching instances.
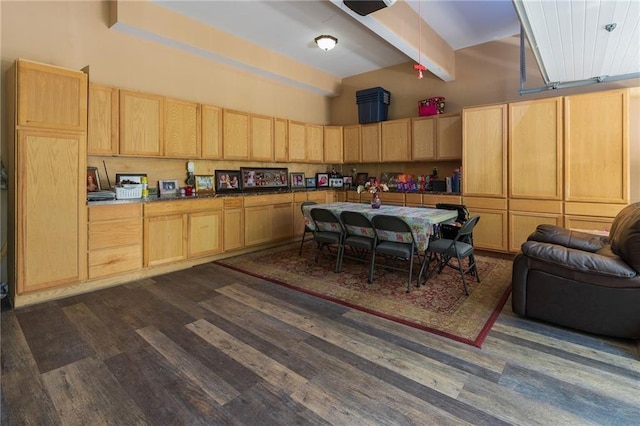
[315,35,338,51]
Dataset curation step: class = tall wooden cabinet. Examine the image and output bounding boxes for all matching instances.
[361,123,381,163]
[119,90,163,156]
[274,118,288,162]
[223,109,250,160]
[88,83,119,155]
[323,126,343,164]
[250,114,274,161]
[343,125,361,163]
[164,98,200,158]
[381,119,411,162]
[6,59,88,295]
[201,104,223,159]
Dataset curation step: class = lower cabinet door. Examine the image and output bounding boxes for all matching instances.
[467,208,508,252]
[272,203,293,241]
[144,214,187,266]
[189,210,223,257]
[245,205,272,246]
[509,211,563,253]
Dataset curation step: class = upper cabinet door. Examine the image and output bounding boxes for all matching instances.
[201,104,223,159]
[343,125,361,163]
[164,98,200,158]
[564,89,628,204]
[361,123,381,163]
[16,59,87,132]
[462,104,507,198]
[88,84,118,155]
[323,126,343,164]
[411,116,436,160]
[381,119,411,162]
[509,97,563,200]
[288,121,306,162]
[223,109,250,160]
[250,114,274,161]
[274,118,288,162]
[306,124,324,163]
[119,90,163,156]
[436,113,462,160]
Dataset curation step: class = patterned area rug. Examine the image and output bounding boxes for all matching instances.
[216,243,512,347]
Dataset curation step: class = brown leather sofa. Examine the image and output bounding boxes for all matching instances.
[512,202,640,339]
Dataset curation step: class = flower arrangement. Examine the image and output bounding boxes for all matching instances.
[357,179,389,194]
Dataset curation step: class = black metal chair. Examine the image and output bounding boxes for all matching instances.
[371,215,422,293]
[309,207,345,273]
[434,203,471,243]
[339,211,377,283]
[419,216,481,295]
[299,201,317,255]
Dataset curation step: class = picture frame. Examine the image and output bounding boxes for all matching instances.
[115,173,147,185]
[368,176,377,185]
[194,175,215,194]
[215,170,242,192]
[343,176,353,188]
[290,172,306,188]
[158,179,179,197]
[305,177,316,188]
[87,167,101,192]
[329,177,344,188]
[355,172,369,186]
[240,167,288,191]
[316,173,329,188]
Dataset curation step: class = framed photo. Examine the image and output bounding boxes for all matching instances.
[343,176,353,188]
[329,177,344,188]
[290,172,305,188]
[87,167,101,192]
[355,172,369,186]
[316,173,329,188]
[368,176,377,185]
[215,170,241,192]
[158,179,179,197]
[194,175,214,194]
[115,173,147,185]
[240,167,288,191]
[305,177,316,188]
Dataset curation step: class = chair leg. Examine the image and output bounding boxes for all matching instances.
[456,253,469,296]
[469,253,481,282]
[299,232,307,256]
[406,256,414,293]
[368,249,375,284]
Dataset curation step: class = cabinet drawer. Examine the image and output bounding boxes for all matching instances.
[189,197,223,211]
[423,194,463,207]
[564,202,626,218]
[294,192,308,202]
[378,192,404,205]
[509,199,563,214]
[89,217,142,250]
[405,193,422,205]
[244,193,293,207]
[89,203,141,222]
[463,196,507,210]
[307,191,328,203]
[224,197,243,209]
[88,244,142,279]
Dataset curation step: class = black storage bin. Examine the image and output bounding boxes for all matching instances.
[356,87,390,124]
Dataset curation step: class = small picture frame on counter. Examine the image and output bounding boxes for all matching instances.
[115,173,147,185]
[87,167,101,192]
[215,170,242,193]
[316,173,329,188]
[158,179,179,197]
[305,177,316,188]
[194,175,214,194]
[290,172,305,188]
[329,177,344,188]
[343,176,353,188]
[355,172,368,186]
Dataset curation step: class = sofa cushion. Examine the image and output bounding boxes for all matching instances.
[609,202,640,273]
[528,224,605,252]
[521,241,637,279]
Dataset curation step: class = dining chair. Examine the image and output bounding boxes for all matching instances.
[419,216,481,295]
[339,211,377,283]
[434,203,471,242]
[299,201,317,255]
[371,215,422,293]
[309,207,345,273]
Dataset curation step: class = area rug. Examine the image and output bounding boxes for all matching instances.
[216,244,512,347]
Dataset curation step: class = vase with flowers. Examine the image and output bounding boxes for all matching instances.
[357,179,389,209]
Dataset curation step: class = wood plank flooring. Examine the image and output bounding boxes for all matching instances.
[2,260,639,425]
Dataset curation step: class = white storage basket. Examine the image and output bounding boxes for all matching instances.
[115,186,142,200]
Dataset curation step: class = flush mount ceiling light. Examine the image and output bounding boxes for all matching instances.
[315,35,338,51]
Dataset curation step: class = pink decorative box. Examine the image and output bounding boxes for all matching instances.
[418,97,446,116]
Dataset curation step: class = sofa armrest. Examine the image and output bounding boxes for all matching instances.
[527,224,605,252]
[522,241,636,278]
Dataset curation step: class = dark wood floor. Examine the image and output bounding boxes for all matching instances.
[2,259,639,425]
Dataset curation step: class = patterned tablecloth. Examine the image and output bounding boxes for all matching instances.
[302,202,458,252]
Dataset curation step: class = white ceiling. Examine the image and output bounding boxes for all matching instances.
[151,0,521,80]
[147,0,639,90]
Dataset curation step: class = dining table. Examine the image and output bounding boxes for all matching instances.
[302,202,458,252]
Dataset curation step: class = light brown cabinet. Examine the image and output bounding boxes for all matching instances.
[15,59,87,132]
[250,114,274,161]
[224,198,244,252]
[288,120,306,162]
[7,59,88,299]
[188,201,224,258]
[464,197,509,252]
[88,204,142,279]
[323,126,343,164]
[508,199,563,252]
[361,123,381,163]
[462,104,507,198]
[306,124,324,163]
[88,83,118,155]
[119,90,164,156]
[223,109,250,160]
[343,125,361,163]
[244,193,293,247]
[381,119,411,162]
[435,113,462,160]
[411,116,436,160]
[201,104,223,159]
[274,118,288,162]
[164,97,200,158]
